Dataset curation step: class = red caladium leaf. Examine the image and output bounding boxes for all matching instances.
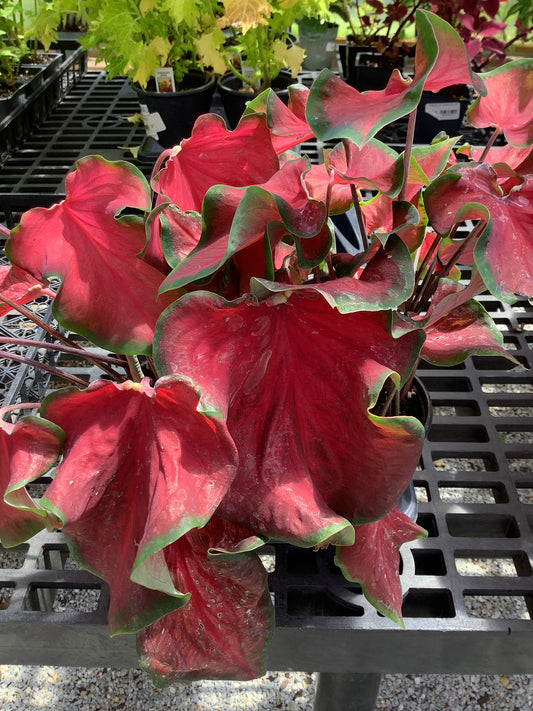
[141,201,173,274]
[307,11,485,148]
[407,137,459,198]
[244,84,314,154]
[152,114,280,211]
[456,144,533,174]
[0,265,55,317]
[153,203,203,270]
[359,195,421,248]
[251,233,415,312]
[138,516,273,683]
[0,416,64,547]
[154,289,425,547]
[325,139,404,196]
[6,156,170,355]
[306,69,423,148]
[416,10,486,95]
[424,162,533,301]
[159,157,327,294]
[414,279,515,366]
[467,60,533,147]
[335,507,427,624]
[40,376,237,634]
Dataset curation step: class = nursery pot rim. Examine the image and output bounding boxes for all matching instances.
[132,70,216,98]
[217,69,297,96]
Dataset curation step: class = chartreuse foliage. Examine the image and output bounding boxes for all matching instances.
[1,9,532,683]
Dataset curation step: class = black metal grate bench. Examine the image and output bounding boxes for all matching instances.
[0,70,532,711]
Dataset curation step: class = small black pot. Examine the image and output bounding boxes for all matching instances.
[132,71,216,148]
[414,91,470,143]
[398,376,432,521]
[217,71,296,129]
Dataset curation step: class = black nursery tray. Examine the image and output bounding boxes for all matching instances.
[0,43,87,157]
[0,70,532,675]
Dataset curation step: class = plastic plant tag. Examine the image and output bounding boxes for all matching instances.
[154,67,176,93]
[424,102,461,121]
[139,104,166,138]
[241,64,260,90]
[326,41,336,52]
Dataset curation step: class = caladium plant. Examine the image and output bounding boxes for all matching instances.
[0,9,532,684]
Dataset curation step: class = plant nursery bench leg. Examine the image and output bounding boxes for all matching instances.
[313,672,382,711]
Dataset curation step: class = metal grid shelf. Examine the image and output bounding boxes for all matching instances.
[0,71,532,683]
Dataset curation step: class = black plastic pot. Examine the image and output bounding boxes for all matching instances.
[346,51,404,92]
[21,52,62,82]
[397,376,432,521]
[414,91,470,143]
[338,38,367,80]
[217,71,296,130]
[0,82,27,122]
[132,71,216,148]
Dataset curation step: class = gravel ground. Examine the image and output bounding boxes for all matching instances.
[1,667,533,710]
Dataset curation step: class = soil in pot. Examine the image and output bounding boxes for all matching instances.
[217,71,296,130]
[132,71,216,150]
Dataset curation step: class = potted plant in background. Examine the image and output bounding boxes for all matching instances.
[1,0,62,125]
[414,0,532,142]
[215,0,310,127]
[0,8,532,685]
[428,0,532,71]
[295,0,344,72]
[25,0,225,151]
[335,0,424,90]
[0,1,30,117]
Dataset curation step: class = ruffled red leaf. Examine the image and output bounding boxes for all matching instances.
[416,10,486,94]
[0,265,55,317]
[159,158,327,294]
[306,11,485,148]
[138,516,273,683]
[417,280,514,366]
[335,507,427,624]
[306,69,422,147]
[40,377,237,634]
[6,156,169,355]
[467,60,533,147]
[251,233,415,312]
[407,137,459,196]
[424,162,533,300]
[325,139,404,196]
[155,290,425,547]
[155,203,203,269]
[245,84,314,154]
[456,144,533,174]
[0,417,64,547]
[152,114,280,211]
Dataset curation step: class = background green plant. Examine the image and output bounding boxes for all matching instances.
[26,0,225,87]
[0,0,30,89]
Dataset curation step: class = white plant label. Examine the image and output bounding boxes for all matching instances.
[241,64,260,90]
[154,67,175,93]
[425,102,461,121]
[326,42,336,52]
[139,104,166,138]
